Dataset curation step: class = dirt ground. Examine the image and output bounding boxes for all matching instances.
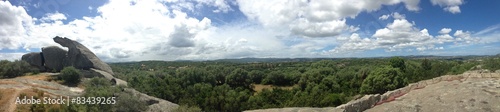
[252,84,296,93]
[0,73,83,112]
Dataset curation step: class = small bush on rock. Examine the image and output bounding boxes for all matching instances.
[60,66,82,84]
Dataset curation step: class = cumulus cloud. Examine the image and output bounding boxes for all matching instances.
[392,12,406,19]
[6,0,333,61]
[378,12,405,20]
[237,0,421,38]
[332,18,478,53]
[0,0,218,61]
[165,0,233,13]
[454,30,478,44]
[430,0,464,14]
[39,12,67,22]
[438,28,452,34]
[0,1,32,50]
[379,14,390,20]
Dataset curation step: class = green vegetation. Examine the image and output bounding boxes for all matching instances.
[109,56,497,112]
[360,66,405,94]
[484,57,500,71]
[0,60,38,78]
[60,66,82,85]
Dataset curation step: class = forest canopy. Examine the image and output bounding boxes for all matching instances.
[107,56,498,112]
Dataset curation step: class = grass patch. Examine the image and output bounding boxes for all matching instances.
[252,84,296,93]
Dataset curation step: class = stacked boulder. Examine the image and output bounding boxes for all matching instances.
[21,36,179,111]
[21,36,125,86]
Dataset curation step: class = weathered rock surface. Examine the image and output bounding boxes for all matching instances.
[21,52,45,70]
[42,46,67,71]
[367,76,500,112]
[123,88,179,112]
[53,36,114,75]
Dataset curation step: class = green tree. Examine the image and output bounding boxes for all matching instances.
[114,92,148,112]
[60,66,82,85]
[0,60,36,78]
[390,57,406,71]
[226,68,251,88]
[360,66,406,94]
[83,78,119,112]
[421,59,432,70]
[249,70,264,84]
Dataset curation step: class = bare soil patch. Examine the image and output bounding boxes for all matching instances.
[252,84,296,93]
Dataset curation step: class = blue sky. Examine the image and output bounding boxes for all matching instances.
[1,0,499,62]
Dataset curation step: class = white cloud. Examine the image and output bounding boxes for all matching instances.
[4,0,217,61]
[164,0,233,13]
[40,12,67,22]
[379,14,390,20]
[392,12,406,19]
[454,30,478,44]
[9,0,340,61]
[0,1,32,50]
[290,19,351,37]
[332,18,477,53]
[0,53,25,61]
[438,28,452,34]
[444,5,460,14]
[88,6,93,11]
[195,0,233,13]
[430,0,464,14]
[237,0,421,38]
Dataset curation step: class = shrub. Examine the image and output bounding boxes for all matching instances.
[60,67,82,84]
[360,66,406,94]
[113,92,148,112]
[0,60,36,78]
[83,78,119,112]
[484,58,500,71]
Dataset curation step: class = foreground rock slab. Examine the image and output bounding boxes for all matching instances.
[366,78,500,112]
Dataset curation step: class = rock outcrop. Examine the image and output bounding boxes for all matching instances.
[41,46,67,71]
[18,36,181,111]
[21,52,45,71]
[124,88,179,112]
[53,36,114,75]
[21,36,120,86]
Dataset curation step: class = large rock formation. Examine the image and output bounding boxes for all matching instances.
[21,52,45,71]
[18,36,180,111]
[53,36,114,75]
[21,36,119,86]
[41,46,67,71]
